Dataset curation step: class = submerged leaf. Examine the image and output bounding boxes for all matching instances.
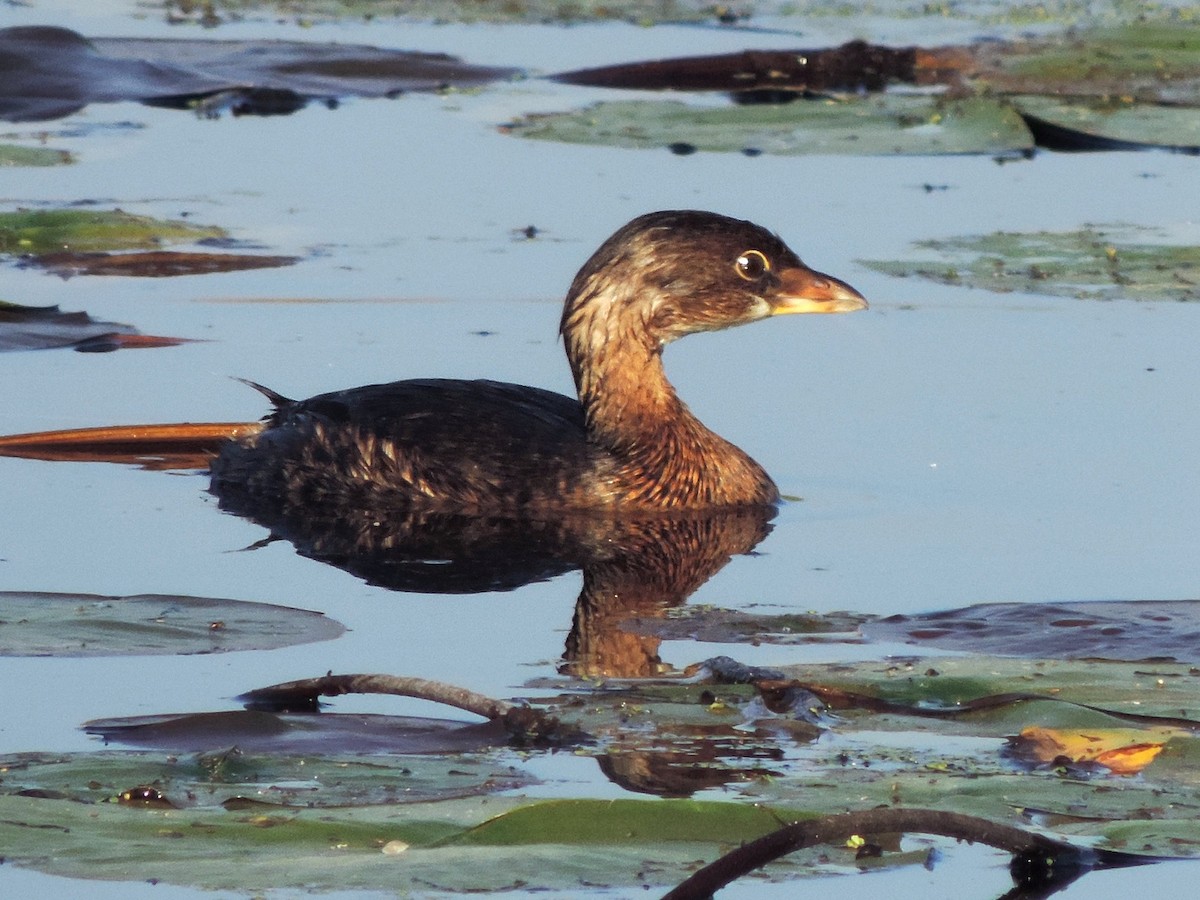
[0,591,344,657]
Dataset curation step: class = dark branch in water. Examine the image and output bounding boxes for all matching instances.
[662,806,1158,900]
[238,672,585,747]
[240,672,514,718]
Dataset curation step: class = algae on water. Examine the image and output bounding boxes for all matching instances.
[861,226,1200,301]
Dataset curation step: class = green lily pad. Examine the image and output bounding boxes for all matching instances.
[0,209,225,255]
[0,591,345,656]
[0,144,72,166]
[859,224,1200,301]
[0,749,531,808]
[507,94,1034,156]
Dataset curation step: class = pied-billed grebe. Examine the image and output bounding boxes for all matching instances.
[210,210,867,512]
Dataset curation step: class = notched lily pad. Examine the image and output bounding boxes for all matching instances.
[860,224,1200,301]
[0,209,225,255]
[0,301,193,352]
[506,94,1034,157]
[0,591,345,657]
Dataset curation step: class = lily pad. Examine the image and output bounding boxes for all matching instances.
[0,591,345,657]
[506,94,1034,156]
[0,143,72,166]
[0,749,531,807]
[859,224,1200,301]
[6,652,1200,892]
[0,209,224,255]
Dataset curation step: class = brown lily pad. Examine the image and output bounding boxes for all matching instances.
[23,249,299,277]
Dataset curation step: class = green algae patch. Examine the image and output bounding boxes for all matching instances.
[507,94,1034,156]
[860,225,1200,301]
[0,144,72,167]
[989,23,1200,102]
[0,209,225,255]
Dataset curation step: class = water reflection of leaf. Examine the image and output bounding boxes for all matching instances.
[0,302,193,352]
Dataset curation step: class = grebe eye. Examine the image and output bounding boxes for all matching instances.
[734,250,770,281]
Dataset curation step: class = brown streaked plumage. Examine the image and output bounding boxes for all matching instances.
[210,210,867,513]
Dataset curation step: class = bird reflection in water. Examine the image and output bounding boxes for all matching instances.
[213,485,775,679]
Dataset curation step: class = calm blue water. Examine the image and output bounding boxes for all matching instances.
[1,2,1198,897]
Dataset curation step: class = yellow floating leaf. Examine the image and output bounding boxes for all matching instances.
[1010,726,1181,775]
